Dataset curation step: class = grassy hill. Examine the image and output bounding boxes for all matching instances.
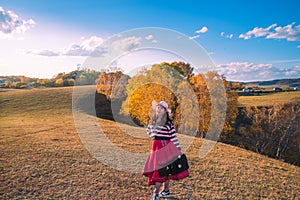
[1,87,299,199]
[238,91,300,107]
[241,78,300,88]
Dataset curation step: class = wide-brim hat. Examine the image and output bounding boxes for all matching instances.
[152,100,171,114]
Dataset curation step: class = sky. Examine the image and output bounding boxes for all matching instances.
[0,0,299,81]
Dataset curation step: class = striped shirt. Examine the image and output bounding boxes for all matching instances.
[147,119,181,151]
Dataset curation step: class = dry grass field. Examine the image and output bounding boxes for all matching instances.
[1,87,300,199]
[238,91,300,107]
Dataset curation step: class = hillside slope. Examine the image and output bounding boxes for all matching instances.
[0,87,299,199]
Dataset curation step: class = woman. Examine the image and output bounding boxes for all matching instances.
[142,101,189,200]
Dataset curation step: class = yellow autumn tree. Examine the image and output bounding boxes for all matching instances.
[120,62,238,139]
[96,71,129,100]
[121,62,188,126]
[127,83,176,125]
[188,73,212,137]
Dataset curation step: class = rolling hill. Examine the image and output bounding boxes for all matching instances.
[241,78,300,88]
[0,87,299,199]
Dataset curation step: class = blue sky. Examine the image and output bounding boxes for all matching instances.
[0,0,299,81]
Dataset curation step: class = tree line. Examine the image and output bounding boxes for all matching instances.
[95,62,299,166]
[96,62,238,139]
[0,69,99,88]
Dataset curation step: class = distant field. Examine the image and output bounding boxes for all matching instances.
[1,87,299,199]
[238,91,300,107]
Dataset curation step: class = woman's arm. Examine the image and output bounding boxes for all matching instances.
[149,120,176,138]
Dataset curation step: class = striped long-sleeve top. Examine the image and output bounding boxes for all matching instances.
[147,119,181,151]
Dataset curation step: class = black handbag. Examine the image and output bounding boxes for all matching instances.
[158,154,189,177]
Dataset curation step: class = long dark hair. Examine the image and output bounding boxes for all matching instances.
[149,108,171,126]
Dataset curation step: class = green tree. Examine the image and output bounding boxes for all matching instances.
[45,80,54,87]
[30,81,37,87]
[11,82,27,89]
[68,78,75,86]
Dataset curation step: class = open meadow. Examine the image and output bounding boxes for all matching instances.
[238,91,300,107]
[1,87,299,199]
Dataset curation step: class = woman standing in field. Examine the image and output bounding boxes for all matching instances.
[142,101,189,200]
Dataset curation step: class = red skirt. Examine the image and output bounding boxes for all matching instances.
[142,140,189,185]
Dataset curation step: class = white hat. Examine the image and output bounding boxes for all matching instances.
[152,100,172,114]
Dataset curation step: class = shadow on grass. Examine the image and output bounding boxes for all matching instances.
[94,92,141,127]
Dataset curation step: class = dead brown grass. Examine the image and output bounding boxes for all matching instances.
[1,87,299,199]
[238,91,300,107]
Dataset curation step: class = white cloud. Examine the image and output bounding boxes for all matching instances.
[195,26,208,34]
[239,23,300,41]
[221,32,233,39]
[248,24,277,38]
[189,26,208,40]
[284,65,300,76]
[267,23,300,41]
[0,6,35,38]
[145,34,157,43]
[22,36,142,57]
[80,36,103,51]
[24,49,60,57]
[62,44,93,56]
[239,33,251,40]
[112,36,141,52]
[297,45,300,48]
[189,35,200,40]
[23,36,104,57]
[228,34,233,39]
[145,34,153,40]
[216,61,300,81]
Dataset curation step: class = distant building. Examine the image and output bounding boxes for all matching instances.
[273,87,283,92]
[243,88,252,92]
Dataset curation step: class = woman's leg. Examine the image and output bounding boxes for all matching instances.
[164,180,169,191]
[154,182,162,194]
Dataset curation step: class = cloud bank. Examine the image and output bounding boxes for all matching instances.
[23,35,142,57]
[23,36,104,57]
[216,62,300,81]
[239,22,300,41]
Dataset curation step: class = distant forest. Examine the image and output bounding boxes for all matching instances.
[1,69,299,91]
[0,69,99,88]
